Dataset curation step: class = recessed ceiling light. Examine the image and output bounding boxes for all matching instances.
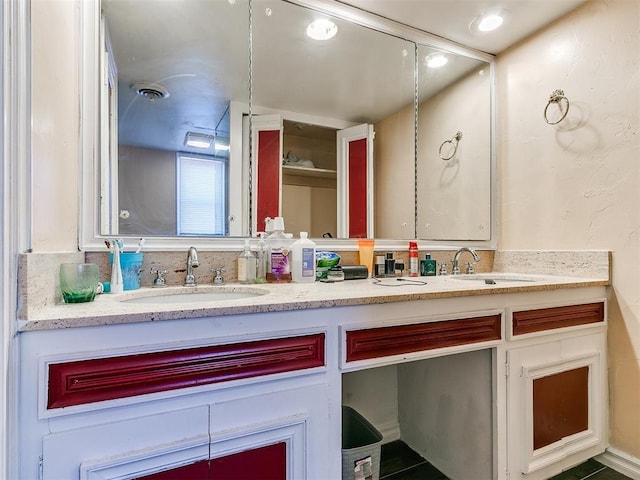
[426,53,448,69]
[306,19,338,41]
[478,14,504,32]
[184,132,213,149]
[469,9,509,34]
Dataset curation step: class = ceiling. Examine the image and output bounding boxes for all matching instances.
[104,0,587,155]
[337,0,588,55]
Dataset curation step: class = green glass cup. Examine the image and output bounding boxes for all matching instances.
[59,263,99,303]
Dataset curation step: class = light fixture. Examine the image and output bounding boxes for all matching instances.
[214,137,230,152]
[469,9,509,34]
[306,19,338,41]
[426,53,448,69]
[184,132,214,149]
[478,14,503,32]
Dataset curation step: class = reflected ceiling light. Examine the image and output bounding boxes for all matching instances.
[184,132,213,149]
[215,137,230,152]
[306,19,338,40]
[426,53,448,69]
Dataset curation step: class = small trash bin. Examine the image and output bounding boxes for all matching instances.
[342,406,383,480]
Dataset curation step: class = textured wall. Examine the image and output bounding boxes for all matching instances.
[497,0,640,456]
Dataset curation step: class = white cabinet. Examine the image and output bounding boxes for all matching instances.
[504,302,607,480]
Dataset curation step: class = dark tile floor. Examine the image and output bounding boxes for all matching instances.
[379,440,632,480]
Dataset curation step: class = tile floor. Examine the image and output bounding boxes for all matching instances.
[379,440,632,480]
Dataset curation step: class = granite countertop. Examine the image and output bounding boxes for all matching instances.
[18,272,609,331]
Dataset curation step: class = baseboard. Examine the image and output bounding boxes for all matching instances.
[596,447,640,479]
[376,420,401,444]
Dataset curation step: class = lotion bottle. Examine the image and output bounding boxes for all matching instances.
[291,232,316,283]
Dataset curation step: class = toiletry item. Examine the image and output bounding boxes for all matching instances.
[266,216,291,283]
[384,252,395,277]
[315,251,341,280]
[374,255,385,277]
[342,265,368,280]
[255,232,267,283]
[357,239,375,277]
[59,263,99,303]
[110,239,124,294]
[109,252,144,290]
[237,239,256,284]
[291,232,316,283]
[322,266,344,282]
[135,237,146,253]
[395,262,405,277]
[421,254,437,276]
[409,241,419,277]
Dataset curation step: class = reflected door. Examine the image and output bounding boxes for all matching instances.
[337,124,374,238]
[252,114,283,233]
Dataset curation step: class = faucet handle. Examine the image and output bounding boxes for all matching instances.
[212,268,225,285]
[151,268,168,288]
[466,262,476,275]
[439,262,448,275]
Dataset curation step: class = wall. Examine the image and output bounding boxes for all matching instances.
[497,0,640,458]
[31,0,79,252]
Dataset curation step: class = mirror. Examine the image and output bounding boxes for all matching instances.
[90,0,495,247]
[251,0,415,239]
[416,44,492,241]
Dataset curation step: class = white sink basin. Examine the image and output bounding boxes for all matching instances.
[454,273,541,282]
[121,287,269,304]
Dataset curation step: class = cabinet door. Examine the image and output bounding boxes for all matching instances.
[210,443,286,480]
[506,332,606,480]
[134,460,209,480]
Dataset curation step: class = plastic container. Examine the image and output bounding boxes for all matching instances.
[342,406,383,480]
[255,232,268,283]
[109,251,143,291]
[291,232,316,283]
[237,239,256,284]
[266,217,291,283]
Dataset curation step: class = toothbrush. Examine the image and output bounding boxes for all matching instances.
[110,238,124,294]
[135,238,145,253]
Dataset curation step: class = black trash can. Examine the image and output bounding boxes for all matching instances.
[342,406,383,480]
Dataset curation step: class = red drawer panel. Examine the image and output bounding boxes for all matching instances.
[48,334,325,409]
[346,315,501,362]
[512,302,604,336]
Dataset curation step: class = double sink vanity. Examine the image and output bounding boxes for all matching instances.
[16,250,610,480]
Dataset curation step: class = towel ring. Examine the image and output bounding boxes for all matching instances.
[544,89,570,125]
[439,131,463,161]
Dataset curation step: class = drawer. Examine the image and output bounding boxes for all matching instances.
[345,314,501,362]
[47,333,325,409]
[511,302,604,337]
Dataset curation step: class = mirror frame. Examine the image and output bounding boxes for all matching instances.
[80,0,496,252]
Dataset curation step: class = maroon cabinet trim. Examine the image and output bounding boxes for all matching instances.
[346,315,501,362]
[47,334,325,409]
[512,302,604,336]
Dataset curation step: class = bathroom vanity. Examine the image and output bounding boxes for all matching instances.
[17,256,610,480]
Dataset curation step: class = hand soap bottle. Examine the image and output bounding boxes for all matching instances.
[237,239,256,284]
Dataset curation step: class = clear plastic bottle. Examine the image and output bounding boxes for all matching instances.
[266,217,292,283]
[291,232,316,283]
[255,232,267,283]
[237,239,256,284]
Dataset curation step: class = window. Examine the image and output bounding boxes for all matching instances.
[177,153,227,236]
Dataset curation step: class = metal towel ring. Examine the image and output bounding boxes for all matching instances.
[544,89,570,125]
[439,131,462,161]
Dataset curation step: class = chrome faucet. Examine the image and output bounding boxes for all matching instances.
[185,246,199,286]
[451,247,480,275]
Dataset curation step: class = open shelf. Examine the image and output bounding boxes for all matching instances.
[282,165,336,179]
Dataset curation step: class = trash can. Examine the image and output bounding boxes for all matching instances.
[342,406,383,480]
